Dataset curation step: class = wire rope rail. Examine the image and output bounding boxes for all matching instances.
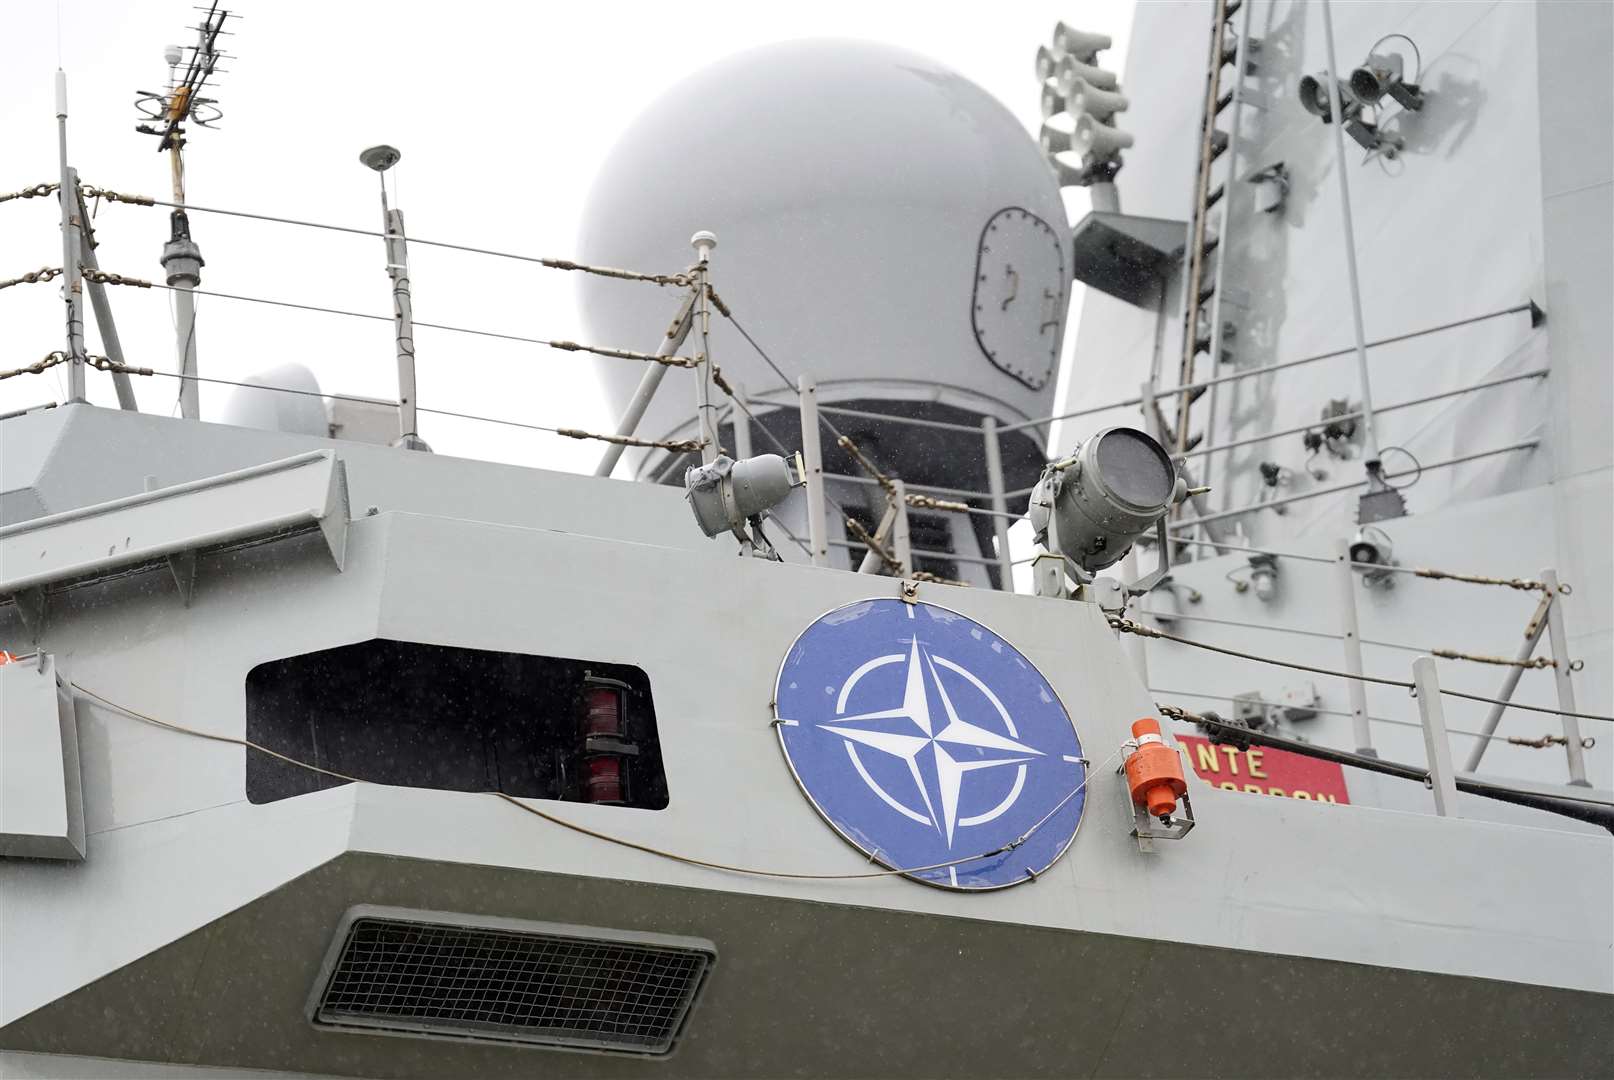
[69,678,1119,882]
[1147,687,1591,748]
[995,301,1542,435]
[1167,441,1540,532]
[55,184,698,287]
[1136,607,1567,668]
[1110,616,1613,723]
[1154,703,1613,832]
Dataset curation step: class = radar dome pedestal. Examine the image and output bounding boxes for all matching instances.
[577,39,1072,584]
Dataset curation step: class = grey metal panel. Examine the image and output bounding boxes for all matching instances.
[0,451,348,595]
[0,654,84,860]
[0,405,719,557]
[4,852,1610,1080]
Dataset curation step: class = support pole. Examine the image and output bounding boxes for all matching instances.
[55,74,86,404]
[691,231,719,467]
[731,380,753,461]
[383,202,427,451]
[1120,548,1150,682]
[160,150,204,420]
[1461,592,1551,774]
[890,478,912,577]
[1540,568,1589,785]
[797,374,829,566]
[594,292,697,477]
[982,417,1014,589]
[75,189,139,410]
[1320,0,1382,474]
[1412,656,1459,817]
[1334,539,1375,756]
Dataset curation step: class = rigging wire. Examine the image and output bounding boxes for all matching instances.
[70,679,1114,883]
[124,280,699,368]
[69,188,696,288]
[1111,617,1613,723]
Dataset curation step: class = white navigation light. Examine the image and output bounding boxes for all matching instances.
[1029,426,1180,575]
[685,453,795,539]
[1073,113,1135,158]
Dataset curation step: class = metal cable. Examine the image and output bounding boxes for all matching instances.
[1158,703,1613,824]
[75,187,693,286]
[128,368,702,451]
[1112,617,1613,722]
[71,679,1116,882]
[0,182,58,204]
[0,267,62,291]
[133,280,698,367]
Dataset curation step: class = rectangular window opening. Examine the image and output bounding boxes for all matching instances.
[245,640,667,810]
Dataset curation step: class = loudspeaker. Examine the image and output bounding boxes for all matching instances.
[1035,44,1058,82]
[1052,22,1112,63]
[1069,78,1130,121]
[1073,114,1135,157]
[1039,118,1074,156]
[1040,80,1065,119]
[1055,53,1119,96]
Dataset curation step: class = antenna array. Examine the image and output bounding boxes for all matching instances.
[133,2,236,152]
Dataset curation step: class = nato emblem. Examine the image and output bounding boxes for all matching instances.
[774,599,1086,890]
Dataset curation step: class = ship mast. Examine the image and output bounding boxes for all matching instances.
[134,2,234,421]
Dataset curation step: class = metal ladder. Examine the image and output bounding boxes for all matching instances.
[1171,0,1253,456]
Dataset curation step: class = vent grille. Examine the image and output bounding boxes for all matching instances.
[310,908,715,1056]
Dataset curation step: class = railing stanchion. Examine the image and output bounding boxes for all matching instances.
[982,417,1014,590]
[1540,568,1589,785]
[890,478,913,576]
[1335,539,1376,756]
[1412,656,1459,816]
[732,380,752,460]
[797,374,829,567]
[1460,591,1552,774]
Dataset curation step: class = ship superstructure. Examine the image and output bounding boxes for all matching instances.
[1,3,1610,1078]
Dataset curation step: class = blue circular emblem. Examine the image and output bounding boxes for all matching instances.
[774,599,1086,890]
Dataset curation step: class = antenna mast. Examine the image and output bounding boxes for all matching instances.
[134,2,234,421]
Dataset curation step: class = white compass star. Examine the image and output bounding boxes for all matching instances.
[822,636,1041,845]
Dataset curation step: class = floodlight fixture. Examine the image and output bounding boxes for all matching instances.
[685,453,797,555]
[1298,73,1353,122]
[1349,525,1397,588]
[1028,426,1182,578]
[1350,51,1423,111]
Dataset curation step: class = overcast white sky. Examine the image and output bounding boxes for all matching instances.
[1,1,1133,472]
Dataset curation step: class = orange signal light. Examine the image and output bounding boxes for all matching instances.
[1124,717,1188,820]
